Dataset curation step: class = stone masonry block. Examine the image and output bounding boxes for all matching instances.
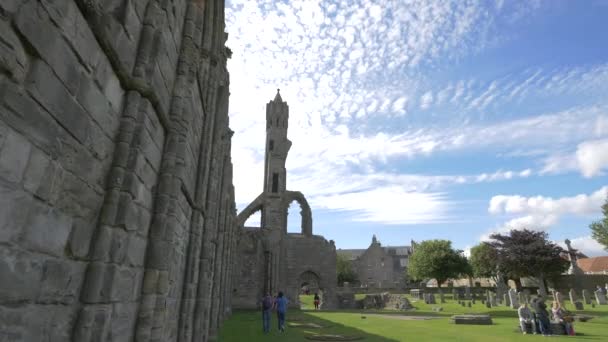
[68,217,97,258]
[21,200,72,257]
[0,184,32,243]
[15,0,83,95]
[0,246,44,302]
[0,304,74,342]
[109,302,138,342]
[25,59,89,144]
[76,72,119,139]
[38,258,86,304]
[23,146,62,202]
[0,128,31,184]
[125,233,147,267]
[0,19,29,83]
[39,0,102,72]
[73,304,111,342]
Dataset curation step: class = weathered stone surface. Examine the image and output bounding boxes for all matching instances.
[1,1,235,341]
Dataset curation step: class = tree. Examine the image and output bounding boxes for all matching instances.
[590,195,608,251]
[488,229,569,295]
[336,253,357,286]
[469,243,499,278]
[408,240,471,295]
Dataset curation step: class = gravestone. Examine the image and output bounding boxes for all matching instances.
[467,302,472,308]
[582,289,592,305]
[523,289,531,304]
[425,293,436,304]
[465,286,471,300]
[518,291,525,305]
[554,291,564,306]
[504,294,510,307]
[574,301,584,310]
[508,288,519,309]
[485,300,491,308]
[595,290,607,305]
[485,290,492,307]
[569,289,577,304]
[452,289,458,300]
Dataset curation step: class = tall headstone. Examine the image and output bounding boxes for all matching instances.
[595,290,607,305]
[504,294,510,307]
[569,289,577,304]
[582,289,592,305]
[486,290,492,307]
[465,286,471,300]
[518,291,525,306]
[555,291,564,306]
[508,288,520,309]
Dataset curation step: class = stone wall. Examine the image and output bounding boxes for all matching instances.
[285,233,337,308]
[0,1,236,341]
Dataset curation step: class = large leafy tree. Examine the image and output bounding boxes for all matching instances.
[469,243,499,278]
[590,195,608,251]
[336,253,357,285]
[408,240,471,288]
[488,229,568,294]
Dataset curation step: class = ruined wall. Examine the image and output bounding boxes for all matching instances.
[231,227,266,308]
[0,1,236,341]
[285,234,337,308]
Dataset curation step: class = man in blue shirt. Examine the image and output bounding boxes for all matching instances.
[274,291,289,332]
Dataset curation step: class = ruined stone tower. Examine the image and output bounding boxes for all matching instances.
[0,1,236,341]
[233,92,337,309]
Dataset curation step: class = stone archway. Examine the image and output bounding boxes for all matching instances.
[283,191,312,236]
[237,193,265,227]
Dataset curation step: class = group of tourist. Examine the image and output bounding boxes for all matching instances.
[518,298,575,336]
[260,291,289,333]
[260,291,322,333]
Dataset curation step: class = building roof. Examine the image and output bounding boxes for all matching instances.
[337,246,412,261]
[577,256,608,273]
[337,249,366,260]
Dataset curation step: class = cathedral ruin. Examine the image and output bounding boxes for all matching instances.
[233,91,338,309]
[1,0,236,341]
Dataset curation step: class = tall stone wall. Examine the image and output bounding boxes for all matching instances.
[0,1,236,341]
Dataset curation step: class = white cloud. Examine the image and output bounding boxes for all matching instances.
[489,186,607,216]
[420,91,434,110]
[482,187,608,241]
[541,138,608,178]
[577,139,608,178]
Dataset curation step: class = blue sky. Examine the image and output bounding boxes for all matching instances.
[225,0,608,256]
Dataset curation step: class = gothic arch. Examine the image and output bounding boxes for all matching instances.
[283,191,312,236]
[236,193,265,227]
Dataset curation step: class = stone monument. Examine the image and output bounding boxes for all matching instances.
[582,289,592,304]
[595,290,607,305]
[233,91,337,309]
[508,288,519,309]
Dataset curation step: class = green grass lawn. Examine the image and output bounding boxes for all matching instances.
[219,294,608,341]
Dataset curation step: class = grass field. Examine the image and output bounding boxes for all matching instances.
[219,294,608,341]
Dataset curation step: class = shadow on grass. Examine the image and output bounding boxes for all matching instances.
[220,309,399,342]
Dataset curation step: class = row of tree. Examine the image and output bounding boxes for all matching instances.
[336,196,608,288]
[408,230,569,294]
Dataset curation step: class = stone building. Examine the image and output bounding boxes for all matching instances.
[338,235,415,289]
[233,91,337,309]
[0,1,236,341]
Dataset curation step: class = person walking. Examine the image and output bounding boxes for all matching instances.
[313,293,320,310]
[275,291,289,332]
[261,292,273,333]
[517,303,536,334]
